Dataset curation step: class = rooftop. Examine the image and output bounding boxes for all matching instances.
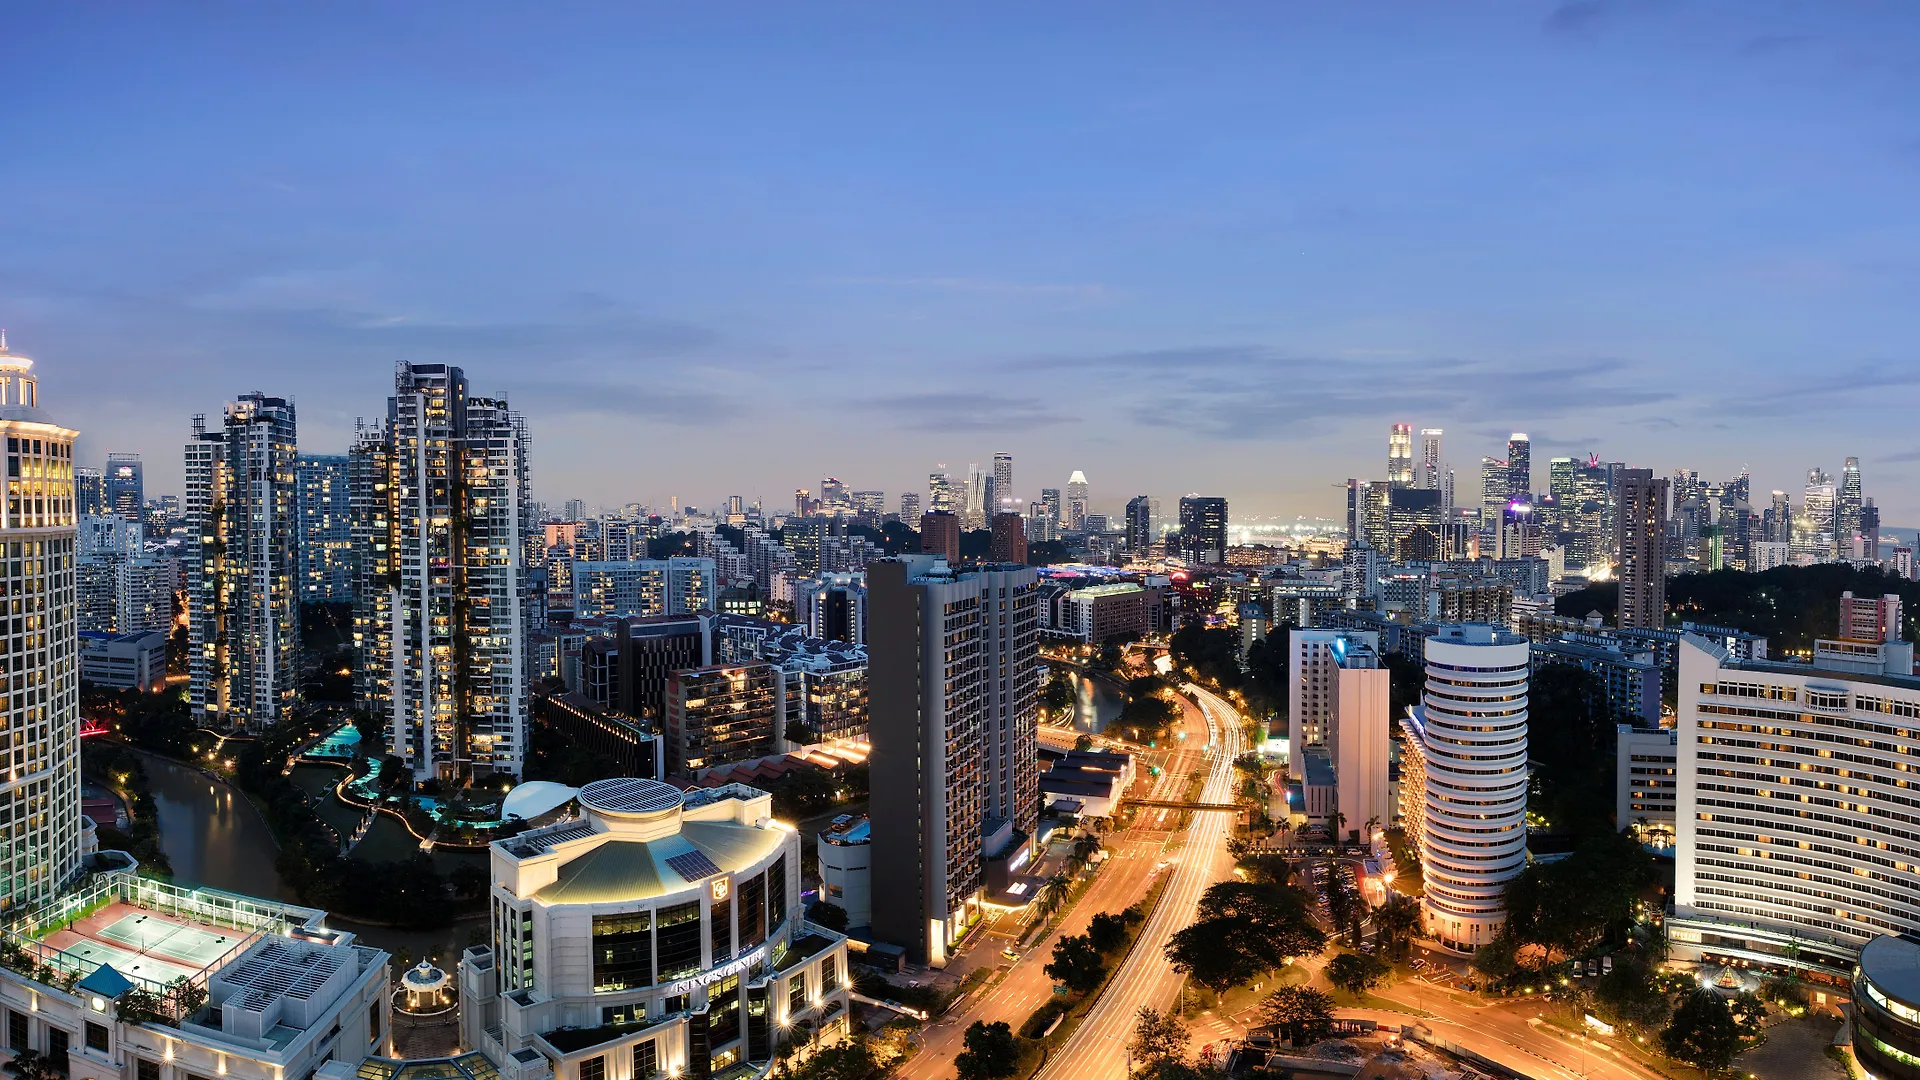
[1859,934,1920,1007]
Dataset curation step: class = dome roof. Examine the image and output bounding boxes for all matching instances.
[501,780,580,821]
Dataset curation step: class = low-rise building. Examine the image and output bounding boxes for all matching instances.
[460,779,851,1080]
[1058,583,1151,644]
[1038,750,1135,819]
[665,664,780,776]
[816,815,871,932]
[1532,637,1661,724]
[531,688,663,781]
[78,629,168,691]
[1615,724,1677,848]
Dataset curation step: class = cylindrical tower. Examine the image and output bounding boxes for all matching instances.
[1417,623,1529,952]
[0,333,83,912]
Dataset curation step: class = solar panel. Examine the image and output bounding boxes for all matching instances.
[579,778,683,815]
[664,849,722,882]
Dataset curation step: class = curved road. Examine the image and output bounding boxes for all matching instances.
[1033,683,1247,1080]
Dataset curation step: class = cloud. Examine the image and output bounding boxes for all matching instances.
[1722,362,1920,418]
[1544,1,1613,39]
[858,391,1082,433]
[1739,34,1808,58]
[1876,449,1920,464]
[826,276,1108,302]
[507,380,730,425]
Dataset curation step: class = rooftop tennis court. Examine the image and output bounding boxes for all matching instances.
[97,913,246,969]
[54,938,198,986]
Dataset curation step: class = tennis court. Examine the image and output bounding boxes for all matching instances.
[98,913,244,969]
[56,938,198,986]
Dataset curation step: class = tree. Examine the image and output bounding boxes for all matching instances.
[1661,990,1742,1073]
[786,1032,881,1080]
[807,901,849,933]
[1372,894,1422,960]
[784,720,820,745]
[1073,733,1094,752]
[1326,952,1391,998]
[1592,957,1675,1034]
[1043,675,1077,717]
[1503,830,1654,958]
[1045,933,1107,993]
[954,1020,1020,1080]
[1088,911,1130,953]
[1728,991,1768,1037]
[1130,1006,1190,1065]
[1470,931,1519,981]
[8,1049,59,1080]
[1259,986,1335,1046]
[1165,880,1326,993]
[1037,874,1071,917]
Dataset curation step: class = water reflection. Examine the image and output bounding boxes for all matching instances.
[1073,673,1126,733]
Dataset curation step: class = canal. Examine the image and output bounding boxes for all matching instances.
[139,751,483,968]
[1071,670,1127,733]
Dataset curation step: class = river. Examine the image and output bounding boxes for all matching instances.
[139,751,480,968]
[1071,670,1127,733]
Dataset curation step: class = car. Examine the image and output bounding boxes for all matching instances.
[1003,948,1021,961]
[1602,955,1613,974]
[1587,959,1599,977]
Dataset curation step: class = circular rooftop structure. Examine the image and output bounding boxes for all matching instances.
[579,778,684,819]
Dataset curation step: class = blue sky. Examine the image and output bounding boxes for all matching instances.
[4,3,1920,521]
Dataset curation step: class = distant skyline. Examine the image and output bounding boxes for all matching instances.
[6,4,1920,519]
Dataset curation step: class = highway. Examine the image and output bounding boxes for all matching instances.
[896,685,1233,1080]
[1031,683,1246,1080]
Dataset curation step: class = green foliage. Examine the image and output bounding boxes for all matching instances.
[1073,733,1094,752]
[1661,990,1742,1072]
[784,720,821,745]
[1045,933,1107,993]
[1130,1006,1191,1065]
[1258,985,1336,1046]
[1165,879,1326,993]
[1591,957,1674,1034]
[1502,831,1655,957]
[1728,991,1768,1036]
[1470,932,1519,981]
[645,531,699,559]
[1326,951,1391,997]
[1528,664,1623,838]
[1557,563,1920,654]
[1382,653,1425,720]
[1372,893,1422,961]
[8,1049,59,1080]
[1088,910,1132,953]
[784,1032,883,1080]
[1042,674,1077,716]
[1242,629,1291,722]
[1019,999,1070,1039]
[954,1020,1020,1080]
[807,901,849,933]
[1169,625,1244,690]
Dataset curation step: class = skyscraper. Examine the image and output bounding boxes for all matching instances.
[919,510,960,565]
[1801,467,1836,561]
[993,452,1013,511]
[1040,487,1062,530]
[1065,470,1089,529]
[1506,433,1531,499]
[1387,423,1414,488]
[929,468,955,513]
[1418,428,1444,490]
[899,492,920,521]
[868,555,1039,965]
[105,450,143,520]
[1479,457,1508,536]
[1839,456,1863,559]
[990,512,1027,564]
[1615,469,1669,631]
[74,465,104,515]
[1125,495,1152,553]
[1177,495,1228,565]
[0,335,84,908]
[963,463,987,530]
[1400,624,1529,952]
[352,362,532,782]
[296,454,354,603]
[187,394,300,731]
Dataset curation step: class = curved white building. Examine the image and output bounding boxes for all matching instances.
[1409,624,1529,952]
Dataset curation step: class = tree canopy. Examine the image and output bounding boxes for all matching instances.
[1556,562,1920,653]
[1502,830,1654,958]
[1165,879,1325,992]
[1661,990,1743,1073]
[953,1021,1020,1080]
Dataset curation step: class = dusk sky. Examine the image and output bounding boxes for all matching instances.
[5,3,1920,522]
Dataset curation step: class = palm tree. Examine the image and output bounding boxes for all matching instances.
[1038,874,1071,917]
[1373,893,1423,960]
[1364,816,1382,843]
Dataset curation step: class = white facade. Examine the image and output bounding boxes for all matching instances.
[1331,642,1392,839]
[816,816,871,931]
[1407,624,1529,952]
[1615,724,1678,846]
[1670,635,1920,974]
[1287,630,1379,781]
[464,779,850,1080]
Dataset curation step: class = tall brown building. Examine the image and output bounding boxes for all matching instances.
[919,509,961,564]
[1615,469,1669,631]
[990,512,1027,564]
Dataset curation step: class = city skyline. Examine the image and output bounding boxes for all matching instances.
[6,5,1920,516]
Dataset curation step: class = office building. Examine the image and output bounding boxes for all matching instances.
[1386,487,1444,562]
[186,393,299,731]
[992,453,1013,509]
[1401,624,1529,952]
[1387,423,1413,488]
[849,490,884,525]
[1839,590,1903,645]
[928,469,955,514]
[1863,498,1883,562]
[1506,434,1531,498]
[461,779,850,1080]
[1479,457,1508,535]
[1615,469,1668,631]
[1669,633,1920,976]
[105,451,142,520]
[1839,456,1863,558]
[1330,637,1391,840]
[961,464,987,530]
[1057,582,1154,644]
[295,454,354,603]
[78,629,168,692]
[1854,935,1920,1080]
[1287,630,1379,781]
[1177,495,1228,565]
[1615,724,1678,847]
[573,558,718,620]
[990,512,1027,565]
[1125,495,1152,554]
[665,663,780,777]
[918,510,960,565]
[898,492,920,522]
[351,361,532,782]
[1418,428,1444,490]
[1065,471,1089,530]
[868,555,1039,965]
[74,465,104,516]
[1799,467,1836,561]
